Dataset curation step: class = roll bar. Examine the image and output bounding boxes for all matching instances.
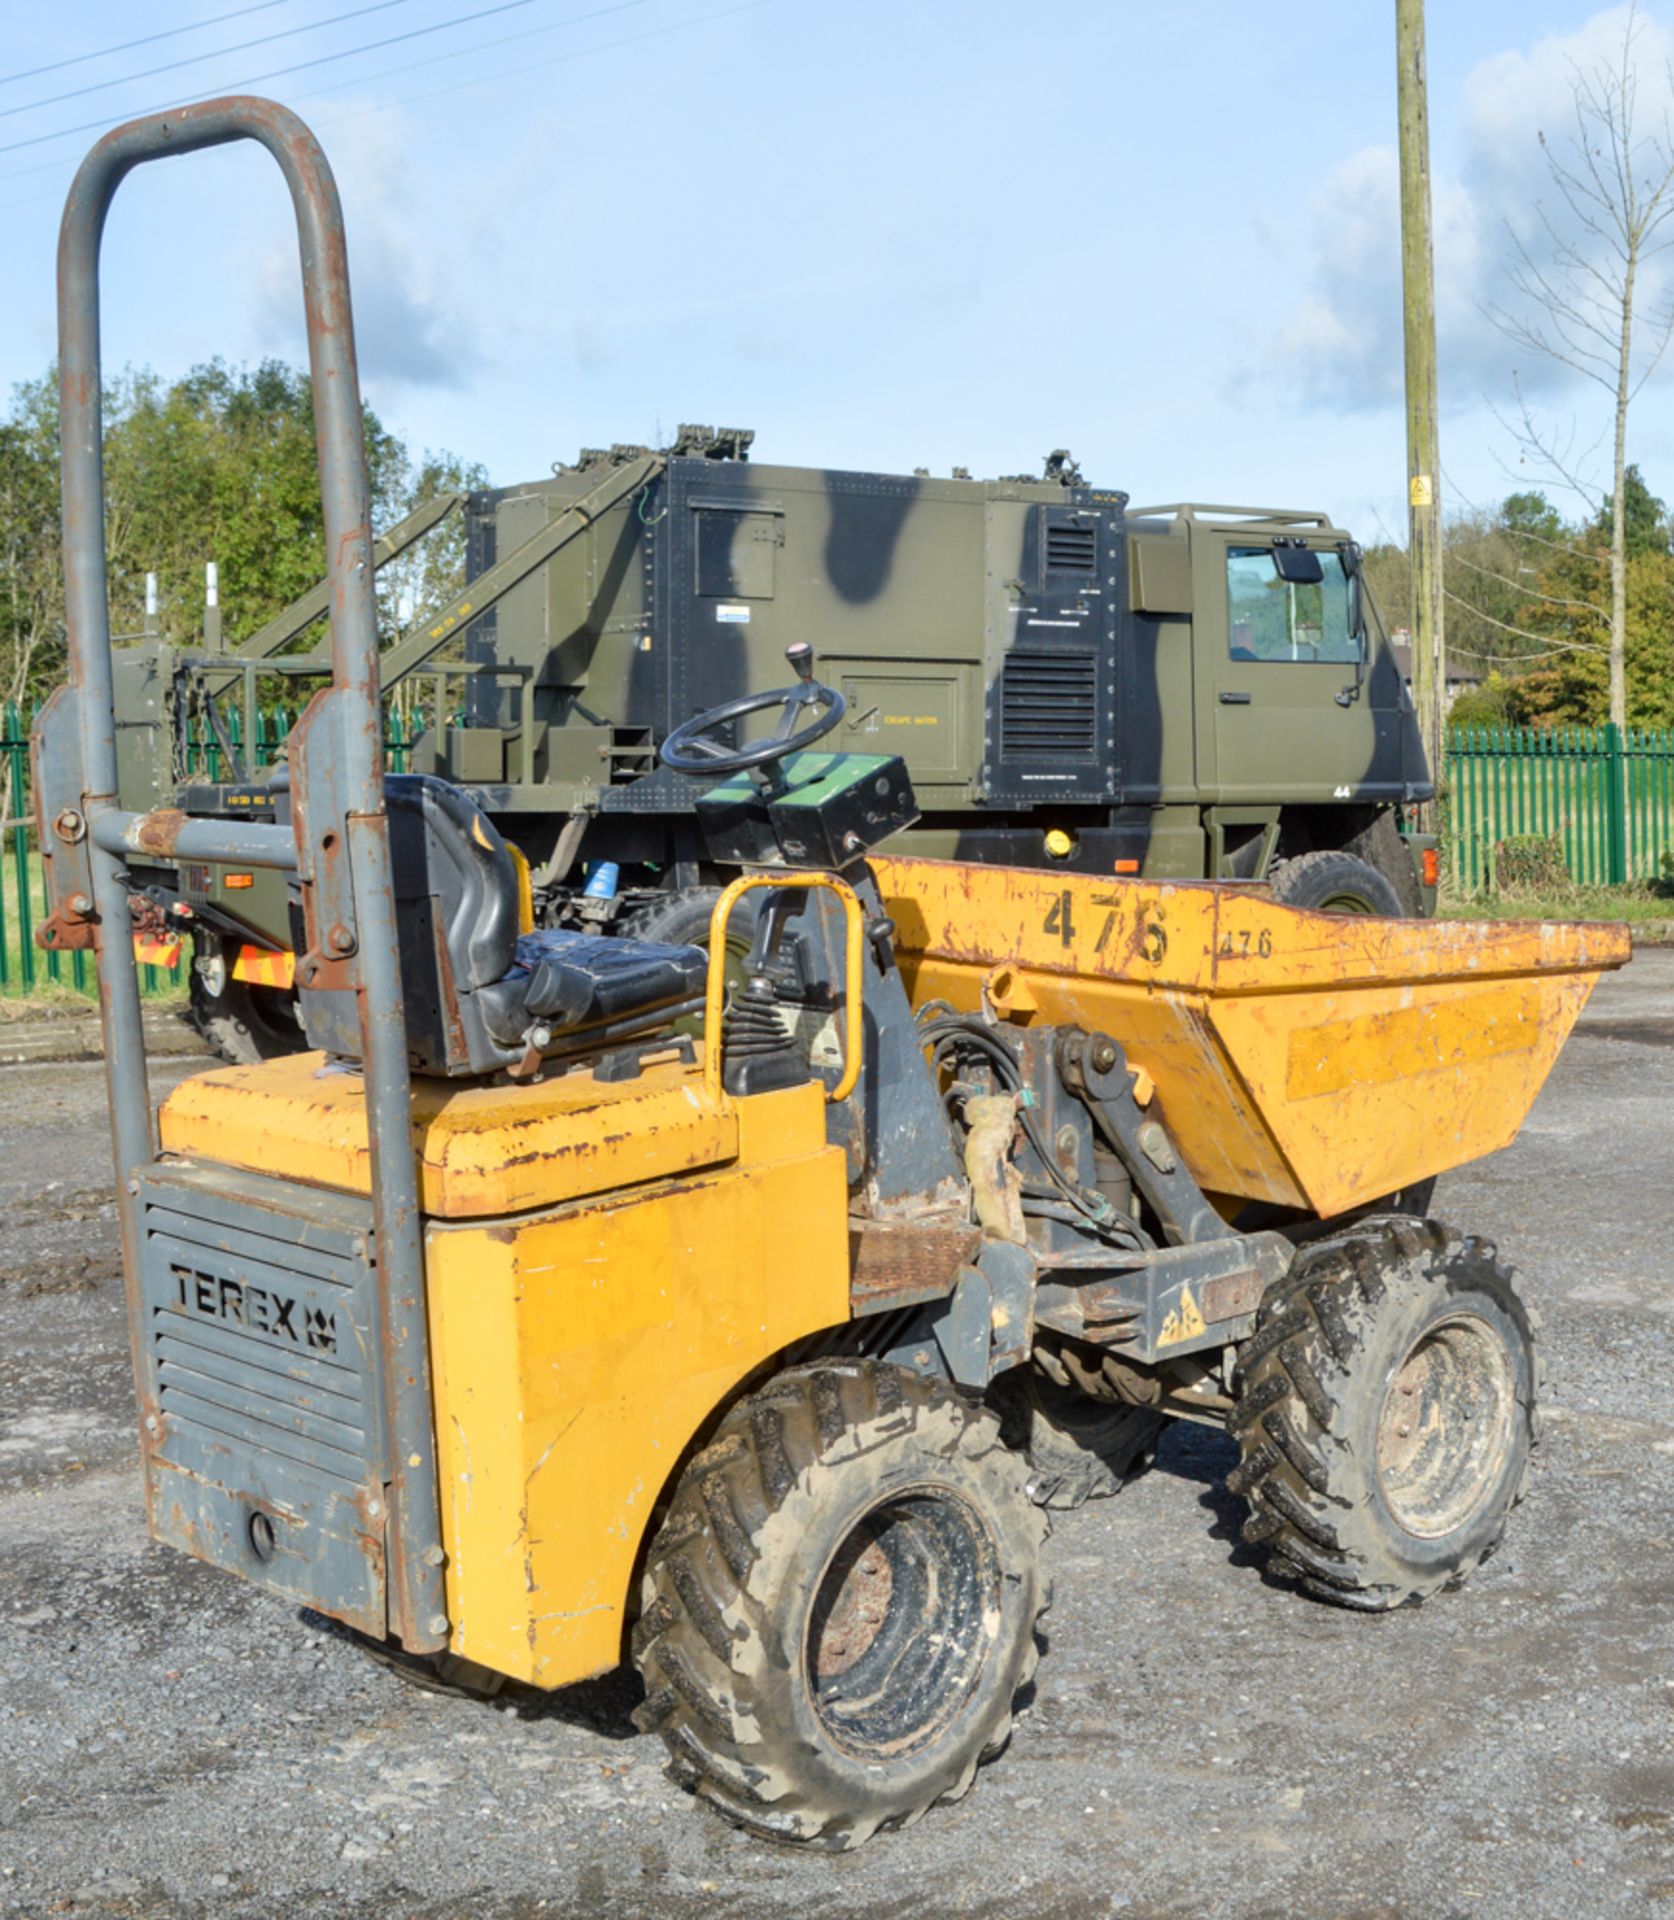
[52,97,445,1650]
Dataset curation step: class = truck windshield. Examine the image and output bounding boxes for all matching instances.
[1227,546,1359,664]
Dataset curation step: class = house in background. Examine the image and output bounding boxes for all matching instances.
[1391,631,1484,714]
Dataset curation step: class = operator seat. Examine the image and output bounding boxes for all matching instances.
[295,774,705,1078]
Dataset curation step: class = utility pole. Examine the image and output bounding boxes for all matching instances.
[1396,0,1446,813]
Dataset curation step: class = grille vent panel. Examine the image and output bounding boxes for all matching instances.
[1000,651,1098,759]
[133,1165,388,1637]
[1044,522,1097,575]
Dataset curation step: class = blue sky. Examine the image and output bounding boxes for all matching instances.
[2,0,1672,546]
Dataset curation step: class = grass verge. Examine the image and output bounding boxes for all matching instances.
[1439,881,1674,932]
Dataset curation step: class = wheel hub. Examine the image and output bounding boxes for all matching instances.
[1376,1313,1517,1538]
[805,1487,1000,1760]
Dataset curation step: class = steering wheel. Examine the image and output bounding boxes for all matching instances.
[660,643,846,777]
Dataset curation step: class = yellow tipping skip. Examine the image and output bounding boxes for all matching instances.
[874,856,1629,1218]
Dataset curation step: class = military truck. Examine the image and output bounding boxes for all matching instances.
[108,433,1435,1057]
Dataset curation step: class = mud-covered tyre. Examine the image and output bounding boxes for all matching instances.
[633,1360,1050,1849]
[992,1366,1163,1509]
[1229,1217,1539,1611]
[1268,850,1403,917]
[188,940,305,1065]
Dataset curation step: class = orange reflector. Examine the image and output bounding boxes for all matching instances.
[133,936,182,970]
[231,945,296,990]
[1114,859,1140,874]
[1422,847,1440,887]
[223,873,254,890]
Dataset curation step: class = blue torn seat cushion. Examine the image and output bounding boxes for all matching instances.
[476,930,708,1048]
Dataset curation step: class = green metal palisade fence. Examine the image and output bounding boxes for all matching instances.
[1446,723,1674,892]
[1,701,424,1000]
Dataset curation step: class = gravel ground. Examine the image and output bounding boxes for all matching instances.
[2,953,1672,1919]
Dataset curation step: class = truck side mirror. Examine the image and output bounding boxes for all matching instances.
[1337,542,1368,705]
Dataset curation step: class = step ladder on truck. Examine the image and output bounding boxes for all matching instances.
[35,95,1631,1849]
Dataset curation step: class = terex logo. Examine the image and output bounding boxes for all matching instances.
[171,1265,337,1354]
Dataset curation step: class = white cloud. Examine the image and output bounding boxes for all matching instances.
[245,108,479,392]
[1258,4,1674,422]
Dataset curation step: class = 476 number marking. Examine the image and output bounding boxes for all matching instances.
[1042,890,1167,966]
[1217,927,1274,959]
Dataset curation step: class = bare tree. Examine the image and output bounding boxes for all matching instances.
[1487,2,1674,726]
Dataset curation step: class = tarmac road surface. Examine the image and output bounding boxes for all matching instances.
[2,952,1672,1919]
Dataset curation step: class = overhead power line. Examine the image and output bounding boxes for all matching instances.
[1,2,412,123]
[288,0,651,104]
[0,0,537,159]
[0,4,291,90]
[0,0,644,194]
[0,0,780,214]
[328,0,774,125]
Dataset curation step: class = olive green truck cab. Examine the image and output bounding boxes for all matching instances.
[110,439,1433,1054]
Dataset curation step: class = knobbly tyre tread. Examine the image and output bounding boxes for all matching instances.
[1228,1215,1542,1611]
[1267,849,1405,917]
[633,1360,1050,1849]
[990,1364,1163,1510]
[622,885,759,954]
[1344,808,1428,917]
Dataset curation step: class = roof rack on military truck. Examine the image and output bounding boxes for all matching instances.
[1126,504,1338,527]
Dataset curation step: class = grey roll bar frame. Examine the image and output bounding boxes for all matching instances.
[54,95,446,1650]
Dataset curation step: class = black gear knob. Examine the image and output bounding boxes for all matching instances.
[785,642,814,683]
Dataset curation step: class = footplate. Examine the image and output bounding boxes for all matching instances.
[132,1160,389,1635]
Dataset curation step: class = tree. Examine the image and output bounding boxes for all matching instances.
[1594,460,1671,558]
[0,359,478,705]
[0,377,64,705]
[100,358,411,646]
[376,450,487,643]
[1487,1,1674,727]
[376,449,489,735]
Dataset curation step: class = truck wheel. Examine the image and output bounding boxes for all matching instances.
[623,885,757,959]
[622,887,761,1034]
[992,1366,1162,1509]
[1345,810,1427,915]
[633,1360,1049,1849]
[1228,1217,1538,1611]
[188,940,305,1065]
[1268,850,1403,916]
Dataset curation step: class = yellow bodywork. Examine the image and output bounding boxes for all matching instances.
[425,1081,845,1684]
[874,856,1629,1217]
[161,1053,743,1218]
[158,1059,849,1688]
[152,854,1627,1688]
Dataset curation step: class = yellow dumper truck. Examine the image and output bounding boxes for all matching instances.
[38,98,1629,1849]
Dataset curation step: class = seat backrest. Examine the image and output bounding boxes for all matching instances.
[298,777,709,1080]
[384,775,520,993]
[296,773,523,1076]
